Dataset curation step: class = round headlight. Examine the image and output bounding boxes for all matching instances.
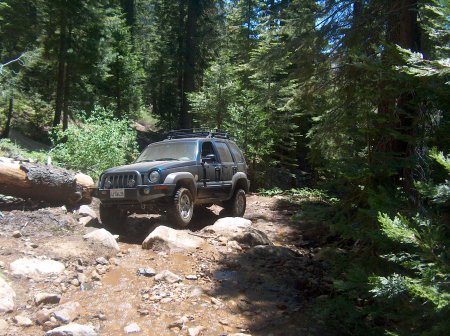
[148,171,160,183]
[104,179,112,189]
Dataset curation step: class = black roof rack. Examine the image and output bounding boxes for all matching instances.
[167,129,229,140]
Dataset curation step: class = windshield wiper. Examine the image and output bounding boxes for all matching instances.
[154,158,178,161]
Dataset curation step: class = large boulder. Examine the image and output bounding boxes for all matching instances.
[83,229,119,251]
[142,226,204,253]
[201,217,272,247]
[0,277,15,312]
[10,258,65,277]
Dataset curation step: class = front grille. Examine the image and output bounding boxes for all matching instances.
[102,173,138,189]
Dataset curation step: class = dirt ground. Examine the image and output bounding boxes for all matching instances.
[0,194,332,336]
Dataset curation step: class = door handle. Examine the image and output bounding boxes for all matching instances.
[215,167,221,180]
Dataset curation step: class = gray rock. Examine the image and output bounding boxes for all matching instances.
[91,270,101,281]
[0,276,15,312]
[77,273,87,284]
[10,257,65,277]
[188,286,204,298]
[201,217,272,247]
[160,297,173,304]
[71,279,80,286]
[13,315,33,327]
[53,301,80,324]
[0,319,8,334]
[234,229,271,246]
[45,323,97,336]
[83,229,119,251]
[142,226,204,253]
[185,275,198,280]
[78,217,95,227]
[124,322,141,334]
[12,230,22,238]
[227,240,242,251]
[168,316,189,329]
[137,268,156,277]
[36,308,53,325]
[188,326,206,336]
[249,245,297,259]
[78,205,97,219]
[155,270,182,284]
[95,257,108,265]
[35,292,61,306]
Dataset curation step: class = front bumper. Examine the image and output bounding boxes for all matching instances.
[94,184,176,206]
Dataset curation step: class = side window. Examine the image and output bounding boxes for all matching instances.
[215,142,233,163]
[201,141,215,158]
[228,142,245,163]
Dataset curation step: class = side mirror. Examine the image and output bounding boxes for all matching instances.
[202,154,216,163]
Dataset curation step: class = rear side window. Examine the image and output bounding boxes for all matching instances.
[215,142,233,163]
[228,142,245,163]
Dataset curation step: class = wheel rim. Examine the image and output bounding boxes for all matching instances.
[235,192,245,215]
[179,193,192,219]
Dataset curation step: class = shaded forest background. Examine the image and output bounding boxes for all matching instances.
[1,0,449,335]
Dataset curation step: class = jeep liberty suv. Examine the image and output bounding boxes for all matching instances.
[95,130,250,231]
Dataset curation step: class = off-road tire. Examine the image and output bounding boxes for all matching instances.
[169,187,194,227]
[99,204,128,234]
[224,188,246,217]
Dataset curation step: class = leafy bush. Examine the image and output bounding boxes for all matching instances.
[51,107,138,179]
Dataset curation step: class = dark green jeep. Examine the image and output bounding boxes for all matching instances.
[95,130,250,231]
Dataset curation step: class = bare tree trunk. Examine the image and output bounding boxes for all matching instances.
[53,10,67,128]
[2,97,14,139]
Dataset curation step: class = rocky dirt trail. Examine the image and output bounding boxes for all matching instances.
[0,194,332,336]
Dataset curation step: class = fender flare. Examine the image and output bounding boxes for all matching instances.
[164,172,197,196]
[229,172,250,197]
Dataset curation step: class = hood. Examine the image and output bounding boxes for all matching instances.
[103,160,196,174]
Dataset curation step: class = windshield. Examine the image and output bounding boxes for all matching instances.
[136,141,198,162]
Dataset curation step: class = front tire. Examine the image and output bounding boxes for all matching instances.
[99,204,128,234]
[224,188,246,217]
[169,187,194,227]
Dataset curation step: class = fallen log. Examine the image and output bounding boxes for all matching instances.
[0,157,94,205]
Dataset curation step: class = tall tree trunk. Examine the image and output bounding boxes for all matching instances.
[62,25,72,131]
[181,0,198,129]
[53,10,67,128]
[177,0,185,129]
[120,0,135,28]
[377,0,421,189]
[2,97,14,139]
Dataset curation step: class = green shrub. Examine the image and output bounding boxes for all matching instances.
[368,150,450,336]
[51,107,138,179]
[0,138,48,163]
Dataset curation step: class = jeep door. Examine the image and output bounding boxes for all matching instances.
[197,141,223,199]
[214,141,235,197]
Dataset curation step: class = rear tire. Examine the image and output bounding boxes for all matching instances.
[99,204,127,234]
[224,188,246,217]
[169,187,194,227]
